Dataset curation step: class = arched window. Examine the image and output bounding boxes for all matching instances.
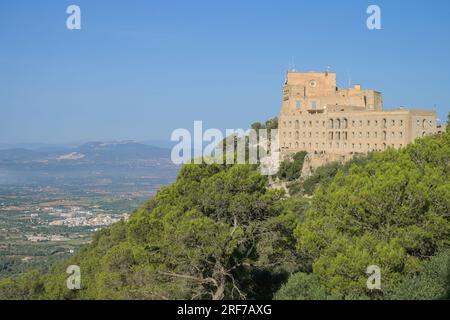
[295,131,299,140]
[336,119,341,129]
[329,132,334,140]
[295,120,299,129]
[342,118,348,129]
[329,119,334,128]
[422,119,427,129]
[383,131,387,140]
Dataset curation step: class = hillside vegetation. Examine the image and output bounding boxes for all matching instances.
[0,126,449,300]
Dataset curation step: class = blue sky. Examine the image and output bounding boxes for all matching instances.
[1,0,449,144]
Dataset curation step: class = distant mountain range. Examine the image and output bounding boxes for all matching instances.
[0,141,171,162]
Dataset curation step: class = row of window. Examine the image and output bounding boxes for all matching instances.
[282,142,403,151]
[346,119,404,128]
[282,130,405,140]
[283,118,434,130]
[283,120,326,129]
[295,100,318,110]
[281,118,432,130]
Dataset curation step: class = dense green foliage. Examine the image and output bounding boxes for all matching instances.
[0,126,449,300]
[292,131,450,299]
[276,151,307,181]
[251,117,278,131]
[389,250,450,300]
[287,154,373,196]
[274,272,331,300]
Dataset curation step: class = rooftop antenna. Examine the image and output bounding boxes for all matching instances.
[346,70,352,88]
[290,57,296,72]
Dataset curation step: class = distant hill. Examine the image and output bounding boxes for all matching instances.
[0,148,46,161]
[75,141,169,160]
[0,141,170,162]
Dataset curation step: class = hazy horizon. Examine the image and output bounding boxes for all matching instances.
[2,0,450,144]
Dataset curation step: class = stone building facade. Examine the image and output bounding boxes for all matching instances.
[278,71,445,172]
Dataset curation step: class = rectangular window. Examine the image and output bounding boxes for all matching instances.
[295,100,301,109]
[311,100,317,109]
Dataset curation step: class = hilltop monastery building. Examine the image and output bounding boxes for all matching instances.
[278,71,445,171]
